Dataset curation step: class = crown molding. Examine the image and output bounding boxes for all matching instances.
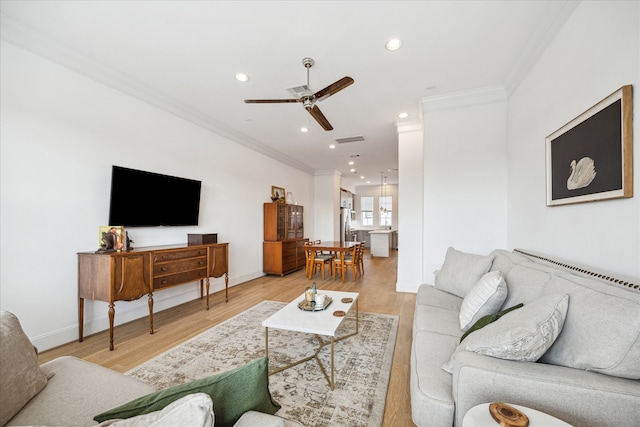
[503,1,580,95]
[420,85,507,112]
[0,14,314,175]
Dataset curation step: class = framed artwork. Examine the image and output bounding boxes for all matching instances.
[546,85,633,206]
[98,225,125,251]
[271,186,286,203]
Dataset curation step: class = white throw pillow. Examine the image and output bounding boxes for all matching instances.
[96,393,214,427]
[434,247,494,298]
[459,271,508,331]
[442,293,569,373]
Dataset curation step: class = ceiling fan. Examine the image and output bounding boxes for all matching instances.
[244,57,354,131]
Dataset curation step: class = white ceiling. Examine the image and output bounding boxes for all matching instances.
[0,1,577,187]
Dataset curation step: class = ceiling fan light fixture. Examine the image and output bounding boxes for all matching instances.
[385,38,403,51]
[235,73,250,82]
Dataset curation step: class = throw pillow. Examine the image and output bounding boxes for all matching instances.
[0,310,48,426]
[96,393,214,427]
[434,247,494,298]
[442,293,569,374]
[459,271,508,331]
[94,357,280,427]
[460,303,523,343]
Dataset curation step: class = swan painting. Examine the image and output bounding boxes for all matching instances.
[567,157,596,190]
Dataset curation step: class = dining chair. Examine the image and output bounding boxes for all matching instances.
[357,241,366,276]
[333,242,360,282]
[305,241,334,280]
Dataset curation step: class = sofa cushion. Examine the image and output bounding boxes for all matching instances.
[96,393,214,427]
[459,271,508,331]
[94,357,280,427]
[414,305,463,338]
[416,284,463,312]
[410,330,459,427]
[0,310,48,426]
[6,356,156,426]
[501,264,553,309]
[540,275,640,379]
[434,247,494,298]
[443,293,569,373]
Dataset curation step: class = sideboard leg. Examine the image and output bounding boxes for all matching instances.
[78,297,84,342]
[108,302,115,351]
[206,278,211,310]
[148,293,154,334]
[225,273,229,302]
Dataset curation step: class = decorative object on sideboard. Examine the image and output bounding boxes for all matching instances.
[97,225,125,252]
[271,186,286,203]
[187,233,218,245]
[546,84,633,206]
[286,191,293,204]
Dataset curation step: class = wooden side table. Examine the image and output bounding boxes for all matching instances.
[463,403,573,427]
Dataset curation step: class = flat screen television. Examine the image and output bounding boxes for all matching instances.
[108,166,202,227]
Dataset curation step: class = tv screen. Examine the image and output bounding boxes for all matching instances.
[108,166,202,227]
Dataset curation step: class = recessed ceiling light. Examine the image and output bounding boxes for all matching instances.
[301,127,309,133]
[360,176,365,179]
[398,112,408,119]
[348,161,354,165]
[235,73,250,82]
[385,38,403,51]
[329,144,336,149]
[350,168,356,173]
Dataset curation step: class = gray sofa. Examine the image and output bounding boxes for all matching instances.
[0,310,301,427]
[410,248,640,427]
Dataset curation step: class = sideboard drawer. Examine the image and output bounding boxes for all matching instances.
[153,268,207,289]
[154,248,207,262]
[153,257,206,276]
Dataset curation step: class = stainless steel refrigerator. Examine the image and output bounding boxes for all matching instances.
[340,207,352,244]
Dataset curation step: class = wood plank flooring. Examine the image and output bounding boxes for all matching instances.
[39,249,416,427]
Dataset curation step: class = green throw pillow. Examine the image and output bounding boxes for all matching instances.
[94,357,280,427]
[460,303,523,343]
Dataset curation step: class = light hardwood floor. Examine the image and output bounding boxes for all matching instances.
[39,249,416,427]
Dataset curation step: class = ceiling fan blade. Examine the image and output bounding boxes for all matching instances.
[306,105,333,131]
[244,99,301,103]
[314,76,354,102]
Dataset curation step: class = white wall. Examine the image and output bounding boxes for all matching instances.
[507,1,640,278]
[421,88,509,286]
[0,41,313,350]
[397,123,424,292]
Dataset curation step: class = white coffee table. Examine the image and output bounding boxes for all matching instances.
[262,290,359,390]
[463,403,573,427]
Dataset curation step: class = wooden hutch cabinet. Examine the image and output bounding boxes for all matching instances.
[263,203,308,275]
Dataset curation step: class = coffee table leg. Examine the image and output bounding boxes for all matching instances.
[330,336,335,390]
[265,327,269,369]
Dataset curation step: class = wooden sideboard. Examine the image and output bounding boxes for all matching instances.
[78,242,229,350]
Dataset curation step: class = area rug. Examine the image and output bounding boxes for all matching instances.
[126,300,398,427]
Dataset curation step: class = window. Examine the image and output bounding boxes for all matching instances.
[360,196,373,226]
[379,196,392,227]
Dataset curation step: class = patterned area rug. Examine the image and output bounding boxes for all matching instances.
[126,300,398,427]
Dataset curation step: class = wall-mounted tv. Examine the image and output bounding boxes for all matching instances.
[108,166,202,227]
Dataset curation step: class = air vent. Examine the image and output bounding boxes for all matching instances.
[335,136,365,144]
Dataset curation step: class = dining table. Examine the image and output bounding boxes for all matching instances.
[307,241,359,282]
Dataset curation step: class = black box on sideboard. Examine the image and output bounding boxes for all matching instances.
[188,233,218,245]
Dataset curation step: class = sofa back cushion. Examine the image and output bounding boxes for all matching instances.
[0,310,48,426]
[434,247,494,298]
[540,275,640,379]
[500,264,553,309]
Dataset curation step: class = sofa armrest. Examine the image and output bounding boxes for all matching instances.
[451,351,640,427]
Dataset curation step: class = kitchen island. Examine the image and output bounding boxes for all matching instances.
[369,229,394,257]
